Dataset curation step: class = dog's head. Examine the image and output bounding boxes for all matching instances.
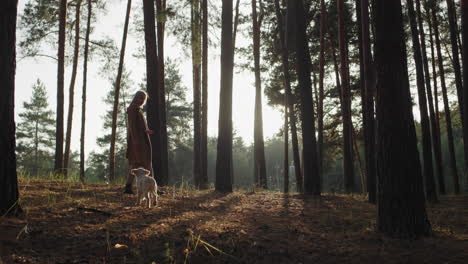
[131,167,150,177]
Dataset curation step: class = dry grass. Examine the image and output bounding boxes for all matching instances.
[0,179,467,263]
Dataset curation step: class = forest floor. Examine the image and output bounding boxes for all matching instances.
[0,179,467,264]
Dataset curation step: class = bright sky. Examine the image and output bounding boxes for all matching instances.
[15,0,283,156]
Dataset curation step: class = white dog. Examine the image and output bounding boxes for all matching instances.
[131,167,158,208]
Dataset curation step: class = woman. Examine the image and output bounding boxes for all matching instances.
[124,90,154,194]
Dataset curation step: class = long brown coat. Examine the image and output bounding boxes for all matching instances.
[126,105,152,169]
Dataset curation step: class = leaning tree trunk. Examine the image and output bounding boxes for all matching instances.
[109,0,132,182]
[360,0,377,203]
[427,3,460,194]
[191,0,202,188]
[338,0,355,193]
[64,0,82,178]
[374,0,431,238]
[142,0,162,181]
[430,2,448,194]
[80,0,92,183]
[55,0,67,174]
[446,0,465,132]
[215,0,234,193]
[415,0,438,201]
[407,0,437,202]
[200,0,208,189]
[274,0,302,193]
[461,0,468,192]
[252,0,267,189]
[0,0,22,216]
[156,0,169,186]
[291,0,320,195]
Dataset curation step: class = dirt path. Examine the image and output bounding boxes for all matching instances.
[1,179,467,263]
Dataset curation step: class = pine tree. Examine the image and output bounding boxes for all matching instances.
[0,0,22,216]
[64,0,82,178]
[291,0,320,195]
[191,0,202,188]
[252,0,267,189]
[216,0,235,193]
[109,0,132,182]
[16,80,55,177]
[80,0,92,182]
[374,0,431,238]
[90,72,134,182]
[55,0,67,174]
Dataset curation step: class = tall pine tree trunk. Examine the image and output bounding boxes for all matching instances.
[80,0,92,183]
[430,1,447,194]
[318,0,326,182]
[192,0,202,188]
[374,0,431,238]
[461,0,468,192]
[360,0,377,203]
[415,0,438,201]
[216,0,234,193]
[427,3,460,194]
[291,0,320,195]
[156,0,169,186]
[64,0,82,177]
[0,0,22,216]
[274,0,302,193]
[200,0,209,189]
[55,0,67,174]
[252,0,267,189]
[407,0,437,202]
[109,0,132,182]
[338,0,355,193]
[142,0,162,182]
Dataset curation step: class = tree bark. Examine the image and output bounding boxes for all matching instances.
[423,0,445,194]
[64,0,82,178]
[274,0,303,193]
[252,0,267,189]
[156,0,169,186]
[360,0,377,203]
[291,0,320,195]
[216,0,234,193]
[55,0,67,174]
[0,0,22,216]
[109,0,132,182]
[446,0,465,131]
[461,0,468,192]
[426,3,460,194]
[374,0,431,238]
[200,0,209,189]
[406,0,437,202]
[142,0,162,183]
[80,0,92,183]
[338,0,355,193]
[232,0,241,55]
[192,0,202,188]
